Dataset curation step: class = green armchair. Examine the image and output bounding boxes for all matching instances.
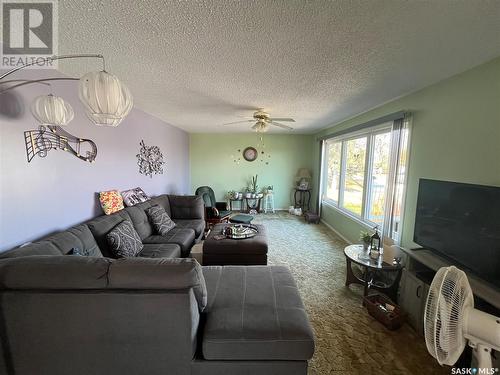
[195,186,232,223]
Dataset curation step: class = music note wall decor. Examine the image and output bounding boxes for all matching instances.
[24,125,97,163]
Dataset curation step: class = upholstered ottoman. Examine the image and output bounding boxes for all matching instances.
[203,223,268,265]
[201,265,315,363]
[229,214,254,224]
[304,212,320,224]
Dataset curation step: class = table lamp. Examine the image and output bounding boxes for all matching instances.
[296,168,312,189]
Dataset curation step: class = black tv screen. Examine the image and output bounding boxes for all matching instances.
[414,179,500,288]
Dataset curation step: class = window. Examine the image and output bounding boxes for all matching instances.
[367,132,391,226]
[342,137,367,216]
[321,119,410,243]
[325,141,341,202]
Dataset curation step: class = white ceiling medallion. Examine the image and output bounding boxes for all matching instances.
[31,94,74,126]
[79,70,133,127]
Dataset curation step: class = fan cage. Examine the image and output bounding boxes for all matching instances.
[424,266,473,366]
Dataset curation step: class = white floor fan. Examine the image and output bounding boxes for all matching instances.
[424,266,500,369]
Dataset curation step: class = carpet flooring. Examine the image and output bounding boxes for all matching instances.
[250,212,448,375]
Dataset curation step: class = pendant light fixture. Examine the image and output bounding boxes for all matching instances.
[31,94,74,126]
[78,70,133,127]
[0,54,133,128]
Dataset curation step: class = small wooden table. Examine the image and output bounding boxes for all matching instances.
[294,188,311,212]
[344,244,403,303]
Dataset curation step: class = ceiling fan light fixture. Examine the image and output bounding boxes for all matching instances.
[31,94,74,126]
[253,121,269,133]
[78,70,133,127]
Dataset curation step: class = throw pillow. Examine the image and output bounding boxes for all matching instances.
[121,187,150,207]
[68,247,83,256]
[106,220,143,258]
[146,205,176,235]
[99,190,124,215]
[67,247,103,257]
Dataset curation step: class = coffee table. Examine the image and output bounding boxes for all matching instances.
[344,244,402,303]
[203,223,268,265]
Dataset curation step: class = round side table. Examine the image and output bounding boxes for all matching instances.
[344,244,403,303]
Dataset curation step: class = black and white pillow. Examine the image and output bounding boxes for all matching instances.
[146,205,176,236]
[106,220,143,258]
[121,187,150,207]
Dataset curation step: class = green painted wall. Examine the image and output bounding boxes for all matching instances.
[190,134,314,209]
[314,57,500,247]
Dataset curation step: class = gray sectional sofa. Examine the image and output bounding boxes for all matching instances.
[0,194,315,375]
[1,194,205,260]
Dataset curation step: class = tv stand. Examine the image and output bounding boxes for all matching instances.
[409,247,427,252]
[401,247,500,306]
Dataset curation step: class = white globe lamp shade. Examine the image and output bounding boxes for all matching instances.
[78,71,133,127]
[31,94,74,126]
[253,121,269,133]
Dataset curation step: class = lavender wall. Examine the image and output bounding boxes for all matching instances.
[0,70,190,251]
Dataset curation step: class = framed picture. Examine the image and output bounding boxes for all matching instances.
[243,147,258,162]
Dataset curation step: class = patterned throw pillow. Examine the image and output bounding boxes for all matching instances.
[106,220,143,258]
[99,190,124,215]
[121,187,150,207]
[146,205,176,235]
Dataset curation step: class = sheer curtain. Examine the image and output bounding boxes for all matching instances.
[382,116,411,244]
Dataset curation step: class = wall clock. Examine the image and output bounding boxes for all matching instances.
[243,147,258,162]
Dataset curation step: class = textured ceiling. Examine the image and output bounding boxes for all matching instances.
[58,0,500,134]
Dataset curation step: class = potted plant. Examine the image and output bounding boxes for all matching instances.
[245,187,252,198]
[250,175,259,195]
[360,230,372,250]
[226,190,236,200]
[246,175,259,198]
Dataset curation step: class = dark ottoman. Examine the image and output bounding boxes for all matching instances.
[229,214,254,224]
[203,223,268,265]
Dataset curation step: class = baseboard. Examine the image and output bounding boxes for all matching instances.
[320,218,353,244]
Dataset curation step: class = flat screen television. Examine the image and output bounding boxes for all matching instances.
[414,178,500,288]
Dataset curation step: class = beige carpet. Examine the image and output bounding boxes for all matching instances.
[250,212,448,375]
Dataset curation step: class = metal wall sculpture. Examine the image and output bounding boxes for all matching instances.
[24,125,97,163]
[136,140,164,178]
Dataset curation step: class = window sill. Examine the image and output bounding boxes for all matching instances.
[321,200,373,230]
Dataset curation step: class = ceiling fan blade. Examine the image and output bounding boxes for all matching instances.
[251,123,259,130]
[270,121,293,130]
[222,120,255,125]
[269,118,295,122]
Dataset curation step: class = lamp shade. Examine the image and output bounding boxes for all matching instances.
[296,168,312,179]
[31,94,74,126]
[252,121,269,133]
[78,71,133,127]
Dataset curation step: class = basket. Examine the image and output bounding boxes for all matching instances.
[363,294,405,330]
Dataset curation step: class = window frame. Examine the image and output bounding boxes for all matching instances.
[321,123,393,228]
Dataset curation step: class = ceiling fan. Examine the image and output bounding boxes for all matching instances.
[223,110,295,132]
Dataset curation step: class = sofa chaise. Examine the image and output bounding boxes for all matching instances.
[0,257,315,375]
